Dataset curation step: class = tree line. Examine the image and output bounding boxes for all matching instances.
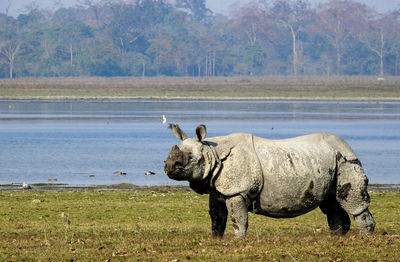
[1,0,400,79]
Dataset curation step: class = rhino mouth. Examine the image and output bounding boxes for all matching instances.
[166,167,187,180]
[166,167,181,175]
[164,162,183,176]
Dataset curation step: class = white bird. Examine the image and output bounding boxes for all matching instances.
[22,182,32,190]
[162,115,167,124]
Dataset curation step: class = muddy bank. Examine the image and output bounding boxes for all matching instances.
[1,183,399,192]
[0,183,190,192]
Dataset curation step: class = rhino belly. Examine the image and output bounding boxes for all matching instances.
[254,140,336,218]
[255,181,324,218]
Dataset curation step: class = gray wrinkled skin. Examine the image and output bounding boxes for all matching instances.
[164,124,375,237]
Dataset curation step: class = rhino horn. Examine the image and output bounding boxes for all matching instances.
[164,145,185,177]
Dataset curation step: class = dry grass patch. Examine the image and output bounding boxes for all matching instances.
[1,76,400,100]
[0,189,399,261]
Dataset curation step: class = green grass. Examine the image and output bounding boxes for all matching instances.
[0,189,399,261]
[1,76,400,100]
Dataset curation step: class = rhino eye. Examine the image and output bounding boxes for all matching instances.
[185,153,192,162]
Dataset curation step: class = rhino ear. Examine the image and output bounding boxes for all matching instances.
[169,124,188,140]
[196,124,207,141]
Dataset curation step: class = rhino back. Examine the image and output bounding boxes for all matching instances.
[253,133,342,217]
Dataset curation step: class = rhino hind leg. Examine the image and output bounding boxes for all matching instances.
[335,160,375,234]
[209,191,228,237]
[320,197,351,235]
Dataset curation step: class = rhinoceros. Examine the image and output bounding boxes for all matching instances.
[164,124,375,237]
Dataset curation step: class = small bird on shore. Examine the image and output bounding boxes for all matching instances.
[22,182,32,190]
[114,171,127,175]
[145,171,155,175]
[162,115,167,124]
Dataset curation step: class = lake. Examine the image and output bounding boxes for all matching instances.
[0,99,399,187]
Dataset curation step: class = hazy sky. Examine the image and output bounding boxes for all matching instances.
[1,0,399,17]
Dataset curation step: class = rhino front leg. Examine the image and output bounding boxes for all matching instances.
[226,195,248,237]
[320,196,351,235]
[209,191,228,237]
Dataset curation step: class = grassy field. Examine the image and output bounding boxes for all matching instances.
[0,188,399,261]
[1,76,400,100]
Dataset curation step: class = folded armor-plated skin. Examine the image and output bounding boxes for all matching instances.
[164,124,375,237]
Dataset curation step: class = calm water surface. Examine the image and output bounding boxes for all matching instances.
[0,100,399,186]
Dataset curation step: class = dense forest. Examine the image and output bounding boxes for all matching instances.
[1,0,400,78]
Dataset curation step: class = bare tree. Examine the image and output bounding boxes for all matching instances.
[78,0,106,28]
[316,0,373,75]
[23,1,40,13]
[176,0,211,20]
[1,41,21,79]
[270,0,314,76]
[358,11,400,76]
[393,12,400,75]
[230,1,269,46]
[4,0,13,16]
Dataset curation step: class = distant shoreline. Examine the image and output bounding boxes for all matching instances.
[1,96,400,101]
[1,76,400,101]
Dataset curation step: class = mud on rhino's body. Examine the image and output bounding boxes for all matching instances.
[164,124,375,237]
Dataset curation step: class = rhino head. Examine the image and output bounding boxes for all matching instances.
[164,124,215,183]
